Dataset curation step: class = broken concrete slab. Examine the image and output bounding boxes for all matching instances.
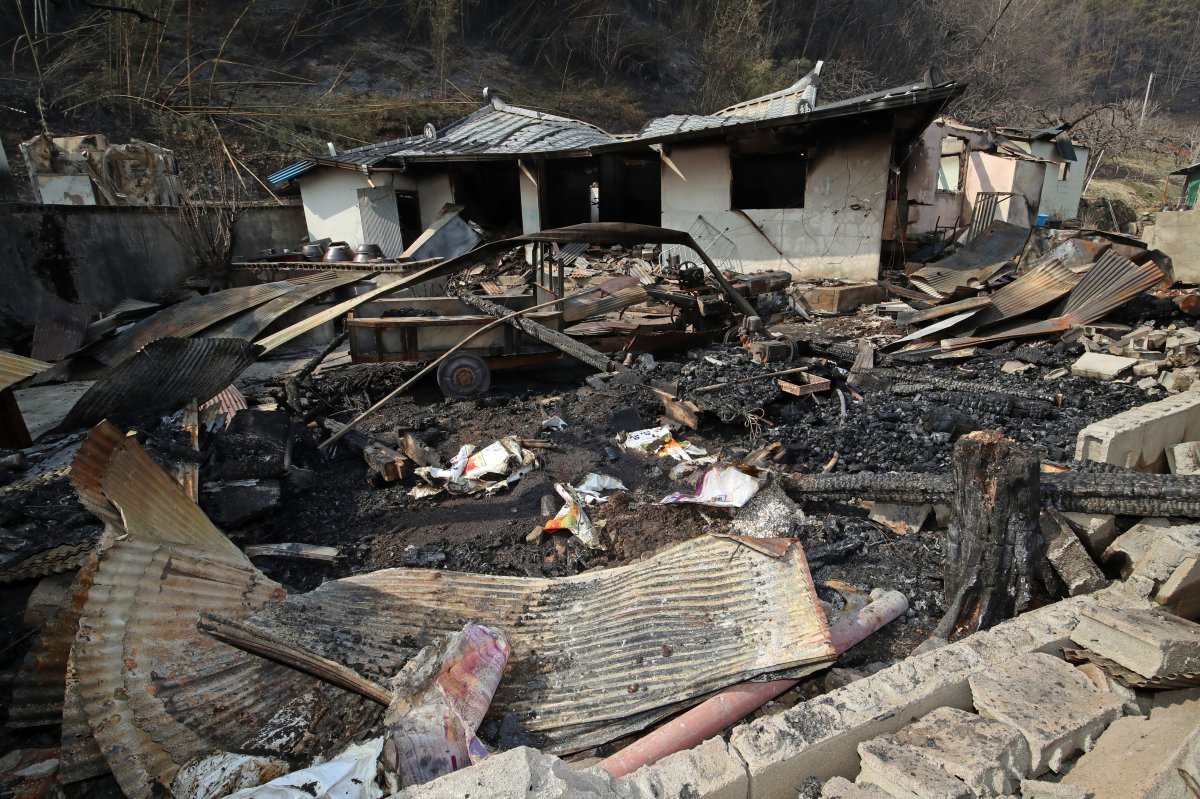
[1059,687,1200,799]
[868,502,931,536]
[394,746,616,798]
[1075,387,1200,472]
[820,776,895,799]
[1071,352,1137,381]
[892,706,1030,797]
[613,737,747,799]
[1168,441,1200,474]
[1069,606,1200,679]
[1041,510,1108,597]
[1019,779,1093,799]
[1104,523,1200,617]
[856,736,972,799]
[1061,513,1119,561]
[968,652,1124,776]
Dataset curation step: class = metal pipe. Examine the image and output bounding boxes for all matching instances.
[598,590,909,779]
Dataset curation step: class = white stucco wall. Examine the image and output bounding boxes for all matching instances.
[1148,209,1200,283]
[660,134,891,281]
[518,160,541,234]
[300,168,423,246]
[416,172,453,229]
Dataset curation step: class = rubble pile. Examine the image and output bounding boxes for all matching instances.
[3,222,1200,799]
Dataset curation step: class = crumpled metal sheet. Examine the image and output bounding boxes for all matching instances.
[945,250,1165,350]
[91,282,298,367]
[31,295,92,362]
[246,534,834,753]
[910,221,1031,297]
[200,272,367,340]
[57,338,260,432]
[61,424,379,795]
[965,255,1085,329]
[0,351,51,391]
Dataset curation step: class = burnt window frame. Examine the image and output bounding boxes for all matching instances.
[729,151,807,210]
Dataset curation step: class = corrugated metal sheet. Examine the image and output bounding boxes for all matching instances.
[60,424,379,794]
[246,534,834,753]
[91,282,298,367]
[200,273,366,340]
[944,251,1164,349]
[357,186,408,257]
[267,160,315,185]
[58,339,261,433]
[968,257,1084,329]
[0,351,51,391]
[910,221,1031,297]
[31,295,92,362]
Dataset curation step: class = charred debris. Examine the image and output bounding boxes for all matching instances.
[3,218,1200,799]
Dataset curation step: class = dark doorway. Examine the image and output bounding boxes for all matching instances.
[396,190,422,246]
[448,161,522,232]
[599,154,661,225]
[541,159,598,229]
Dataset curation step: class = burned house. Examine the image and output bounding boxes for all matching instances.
[906,119,1091,239]
[1148,161,1200,282]
[271,73,965,280]
[19,133,180,206]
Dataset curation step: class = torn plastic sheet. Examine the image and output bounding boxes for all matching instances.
[540,416,568,431]
[413,437,538,497]
[223,738,384,799]
[621,426,707,461]
[380,624,510,790]
[573,472,626,503]
[662,465,767,508]
[544,483,603,549]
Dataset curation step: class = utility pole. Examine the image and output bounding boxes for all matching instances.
[1140,72,1155,125]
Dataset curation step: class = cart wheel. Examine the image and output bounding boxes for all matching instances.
[437,353,491,399]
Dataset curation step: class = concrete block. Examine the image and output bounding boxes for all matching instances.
[968,653,1123,775]
[1060,513,1119,560]
[820,776,895,799]
[1161,368,1200,394]
[1074,388,1200,472]
[803,284,888,314]
[1157,556,1200,618]
[1069,606,1200,679]
[1107,524,1200,617]
[730,595,1095,799]
[856,737,971,799]
[1071,353,1137,380]
[394,746,618,798]
[1132,361,1161,378]
[1060,687,1200,799]
[1041,511,1108,597]
[892,706,1030,797]
[1102,520,1180,574]
[1019,779,1092,798]
[1166,441,1200,474]
[868,503,932,535]
[1041,513,1104,595]
[614,737,747,799]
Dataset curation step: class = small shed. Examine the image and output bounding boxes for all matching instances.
[1169,162,1200,209]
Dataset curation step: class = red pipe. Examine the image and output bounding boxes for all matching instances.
[598,590,909,779]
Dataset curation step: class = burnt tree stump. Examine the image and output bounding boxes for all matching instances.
[935,430,1049,638]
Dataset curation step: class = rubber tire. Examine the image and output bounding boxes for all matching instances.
[436,353,491,399]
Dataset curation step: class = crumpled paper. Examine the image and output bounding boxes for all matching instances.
[412,437,538,498]
[223,739,384,799]
[621,426,707,461]
[543,473,625,549]
[661,465,766,508]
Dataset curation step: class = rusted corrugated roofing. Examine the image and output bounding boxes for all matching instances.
[247,534,834,753]
[944,250,1166,349]
[0,351,51,391]
[57,338,261,432]
[91,282,298,367]
[910,221,1031,298]
[967,256,1086,329]
[200,272,369,340]
[31,295,92,362]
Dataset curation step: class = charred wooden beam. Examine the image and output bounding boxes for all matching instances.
[785,468,1200,518]
[324,419,413,483]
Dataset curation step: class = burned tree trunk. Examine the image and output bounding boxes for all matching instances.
[935,431,1046,639]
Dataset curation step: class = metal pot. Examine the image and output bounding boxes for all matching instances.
[356,243,383,257]
[324,243,353,263]
[352,253,375,264]
[301,243,324,261]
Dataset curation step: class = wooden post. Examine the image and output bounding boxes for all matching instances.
[935,430,1047,638]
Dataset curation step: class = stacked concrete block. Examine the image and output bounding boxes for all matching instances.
[968,653,1124,776]
[1069,606,1200,679]
[1074,387,1200,472]
[856,736,972,799]
[1041,511,1108,597]
[890,707,1029,796]
[820,777,895,799]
